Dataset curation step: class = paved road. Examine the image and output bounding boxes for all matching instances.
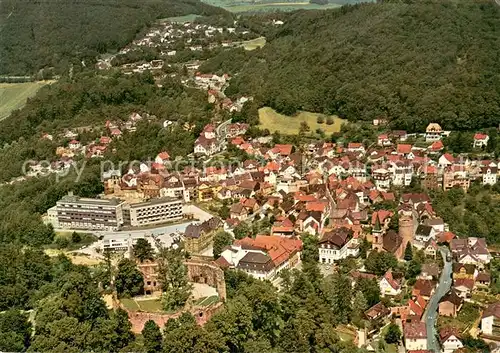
[423,246,452,352]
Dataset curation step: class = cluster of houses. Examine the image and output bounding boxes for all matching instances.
[25,112,154,177]
[96,19,258,73]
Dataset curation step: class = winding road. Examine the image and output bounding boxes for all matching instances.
[423,246,453,352]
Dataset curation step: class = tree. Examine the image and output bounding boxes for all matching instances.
[141,320,162,353]
[299,121,310,135]
[133,238,154,263]
[327,273,352,324]
[352,291,368,321]
[404,242,413,261]
[384,322,401,344]
[207,299,254,352]
[0,310,31,351]
[212,231,233,259]
[326,116,334,125]
[405,259,422,281]
[115,259,144,298]
[157,248,192,311]
[71,232,81,243]
[365,250,398,276]
[233,222,252,240]
[355,278,381,307]
[112,308,134,349]
[389,212,399,232]
[317,115,325,124]
[163,313,226,353]
[218,204,230,220]
[301,233,319,264]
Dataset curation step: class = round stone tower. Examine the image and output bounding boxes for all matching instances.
[398,210,414,250]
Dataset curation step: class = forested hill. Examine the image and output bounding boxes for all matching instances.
[0,0,227,75]
[210,1,500,132]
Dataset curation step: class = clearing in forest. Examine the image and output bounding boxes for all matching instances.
[258,107,344,135]
[0,81,52,121]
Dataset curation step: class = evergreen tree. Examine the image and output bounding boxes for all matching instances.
[115,258,144,298]
[213,231,233,259]
[157,248,192,311]
[404,242,413,261]
[133,238,154,263]
[141,320,162,353]
[384,322,401,344]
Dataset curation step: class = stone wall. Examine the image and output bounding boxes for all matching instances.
[185,258,227,300]
[124,302,223,333]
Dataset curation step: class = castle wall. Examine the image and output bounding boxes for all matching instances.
[124,302,223,333]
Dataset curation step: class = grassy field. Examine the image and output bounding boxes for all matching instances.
[258,107,344,135]
[201,0,341,12]
[137,299,163,312]
[121,298,140,311]
[0,81,51,120]
[242,36,266,50]
[194,295,219,307]
[121,298,163,312]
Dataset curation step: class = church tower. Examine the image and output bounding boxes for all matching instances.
[372,215,384,251]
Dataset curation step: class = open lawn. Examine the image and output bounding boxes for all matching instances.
[0,81,52,120]
[195,295,219,307]
[121,298,163,312]
[209,1,341,12]
[242,36,266,50]
[121,298,140,311]
[136,299,163,312]
[258,107,344,135]
[336,324,356,342]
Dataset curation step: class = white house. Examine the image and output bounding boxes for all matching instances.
[372,168,391,191]
[440,329,463,353]
[425,123,443,142]
[390,161,413,186]
[155,151,170,165]
[318,227,359,264]
[216,236,301,281]
[482,166,498,186]
[438,153,455,168]
[379,270,402,296]
[481,302,500,335]
[473,133,489,148]
[68,140,81,150]
[404,322,428,351]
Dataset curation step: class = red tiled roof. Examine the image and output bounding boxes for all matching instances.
[371,210,393,225]
[274,144,293,156]
[157,151,170,160]
[408,299,424,318]
[306,201,328,212]
[383,270,401,290]
[404,321,427,339]
[437,231,456,243]
[429,140,444,151]
[235,236,302,267]
[397,144,412,154]
[474,133,488,140]
[348,142,363,149]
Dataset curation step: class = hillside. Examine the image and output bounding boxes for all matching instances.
[205,1,500,131]
[0,0,227,75]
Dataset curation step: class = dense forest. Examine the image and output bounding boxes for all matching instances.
[0,0,227,75]
[0,237,368,353]
[202,0,500,132]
